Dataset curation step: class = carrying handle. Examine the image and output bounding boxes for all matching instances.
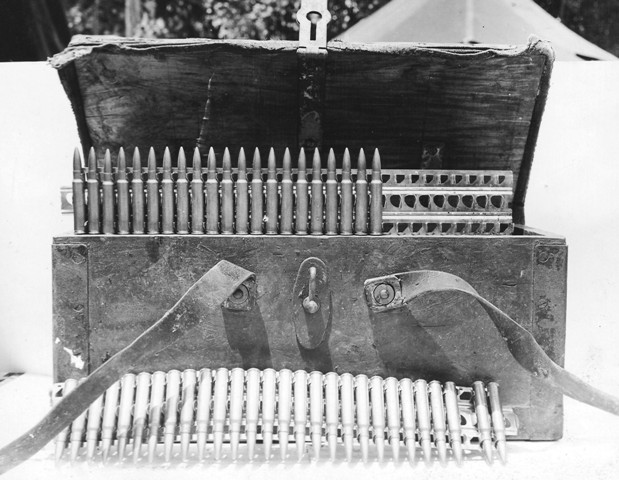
[364,269,619,416]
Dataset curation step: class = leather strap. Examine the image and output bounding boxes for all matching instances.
[367,269,619,416]
[0,260,254,475]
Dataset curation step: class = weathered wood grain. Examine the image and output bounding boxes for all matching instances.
[52,37,553,219]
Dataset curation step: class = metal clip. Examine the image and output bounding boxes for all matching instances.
[292,257,331,349]
[302,266,320,313]
[296,0,331,150]
[296,0,330,52]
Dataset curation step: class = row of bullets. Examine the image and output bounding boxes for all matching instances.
[72,146,383,236]
[54,368,508,465]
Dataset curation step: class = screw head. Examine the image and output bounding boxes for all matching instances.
[372,283,395,306]
[228,284,249,305]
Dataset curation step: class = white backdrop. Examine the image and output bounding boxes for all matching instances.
[0,60,619,479]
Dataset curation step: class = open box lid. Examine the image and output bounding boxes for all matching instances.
[51,33,553,224]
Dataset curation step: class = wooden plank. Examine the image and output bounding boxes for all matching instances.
[51,38,552,214]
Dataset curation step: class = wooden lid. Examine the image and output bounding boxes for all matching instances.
[52,36,553,221]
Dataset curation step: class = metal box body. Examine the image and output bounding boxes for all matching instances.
[53,230,567,440]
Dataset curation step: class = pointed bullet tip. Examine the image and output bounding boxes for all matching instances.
[357,150,367,170]
[73,151,82,171]
[296,438,305,461]
[327,150,336,170]
[406,443,416,464]
[391,439,400,462]
[345,442,353,462]
[279,434,288,460]
[451,441,463,465]
[483,441,494,465]
[372,151,381,170]
[197,441,206,462]
[55,445,65,462]
[252,148,262,171]
[178,147,186,166]
[132,147,141,165]
[313,445,321,461]
[312,148,321,163]
[497,442,507,464]
[422,440,432,463]
[223,150,231,168]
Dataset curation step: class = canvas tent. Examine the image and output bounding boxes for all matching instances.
[337,0,617,61]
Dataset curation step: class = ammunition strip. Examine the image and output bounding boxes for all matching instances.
[381,169,513,235]
[382,220,514,236]
[70,147,514,236]
[52,368,515,465]
[380,170,513,188]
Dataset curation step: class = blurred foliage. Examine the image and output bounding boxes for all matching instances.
[65,0,391,39]
[65,0,618,55]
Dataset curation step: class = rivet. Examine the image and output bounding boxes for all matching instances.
[372,283,395,306]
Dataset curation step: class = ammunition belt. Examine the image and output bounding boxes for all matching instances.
[53,368,516,465]
[70,146,514,236]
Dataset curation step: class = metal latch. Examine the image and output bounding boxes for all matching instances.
[292,257,331,349]
[296,0,331,150]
